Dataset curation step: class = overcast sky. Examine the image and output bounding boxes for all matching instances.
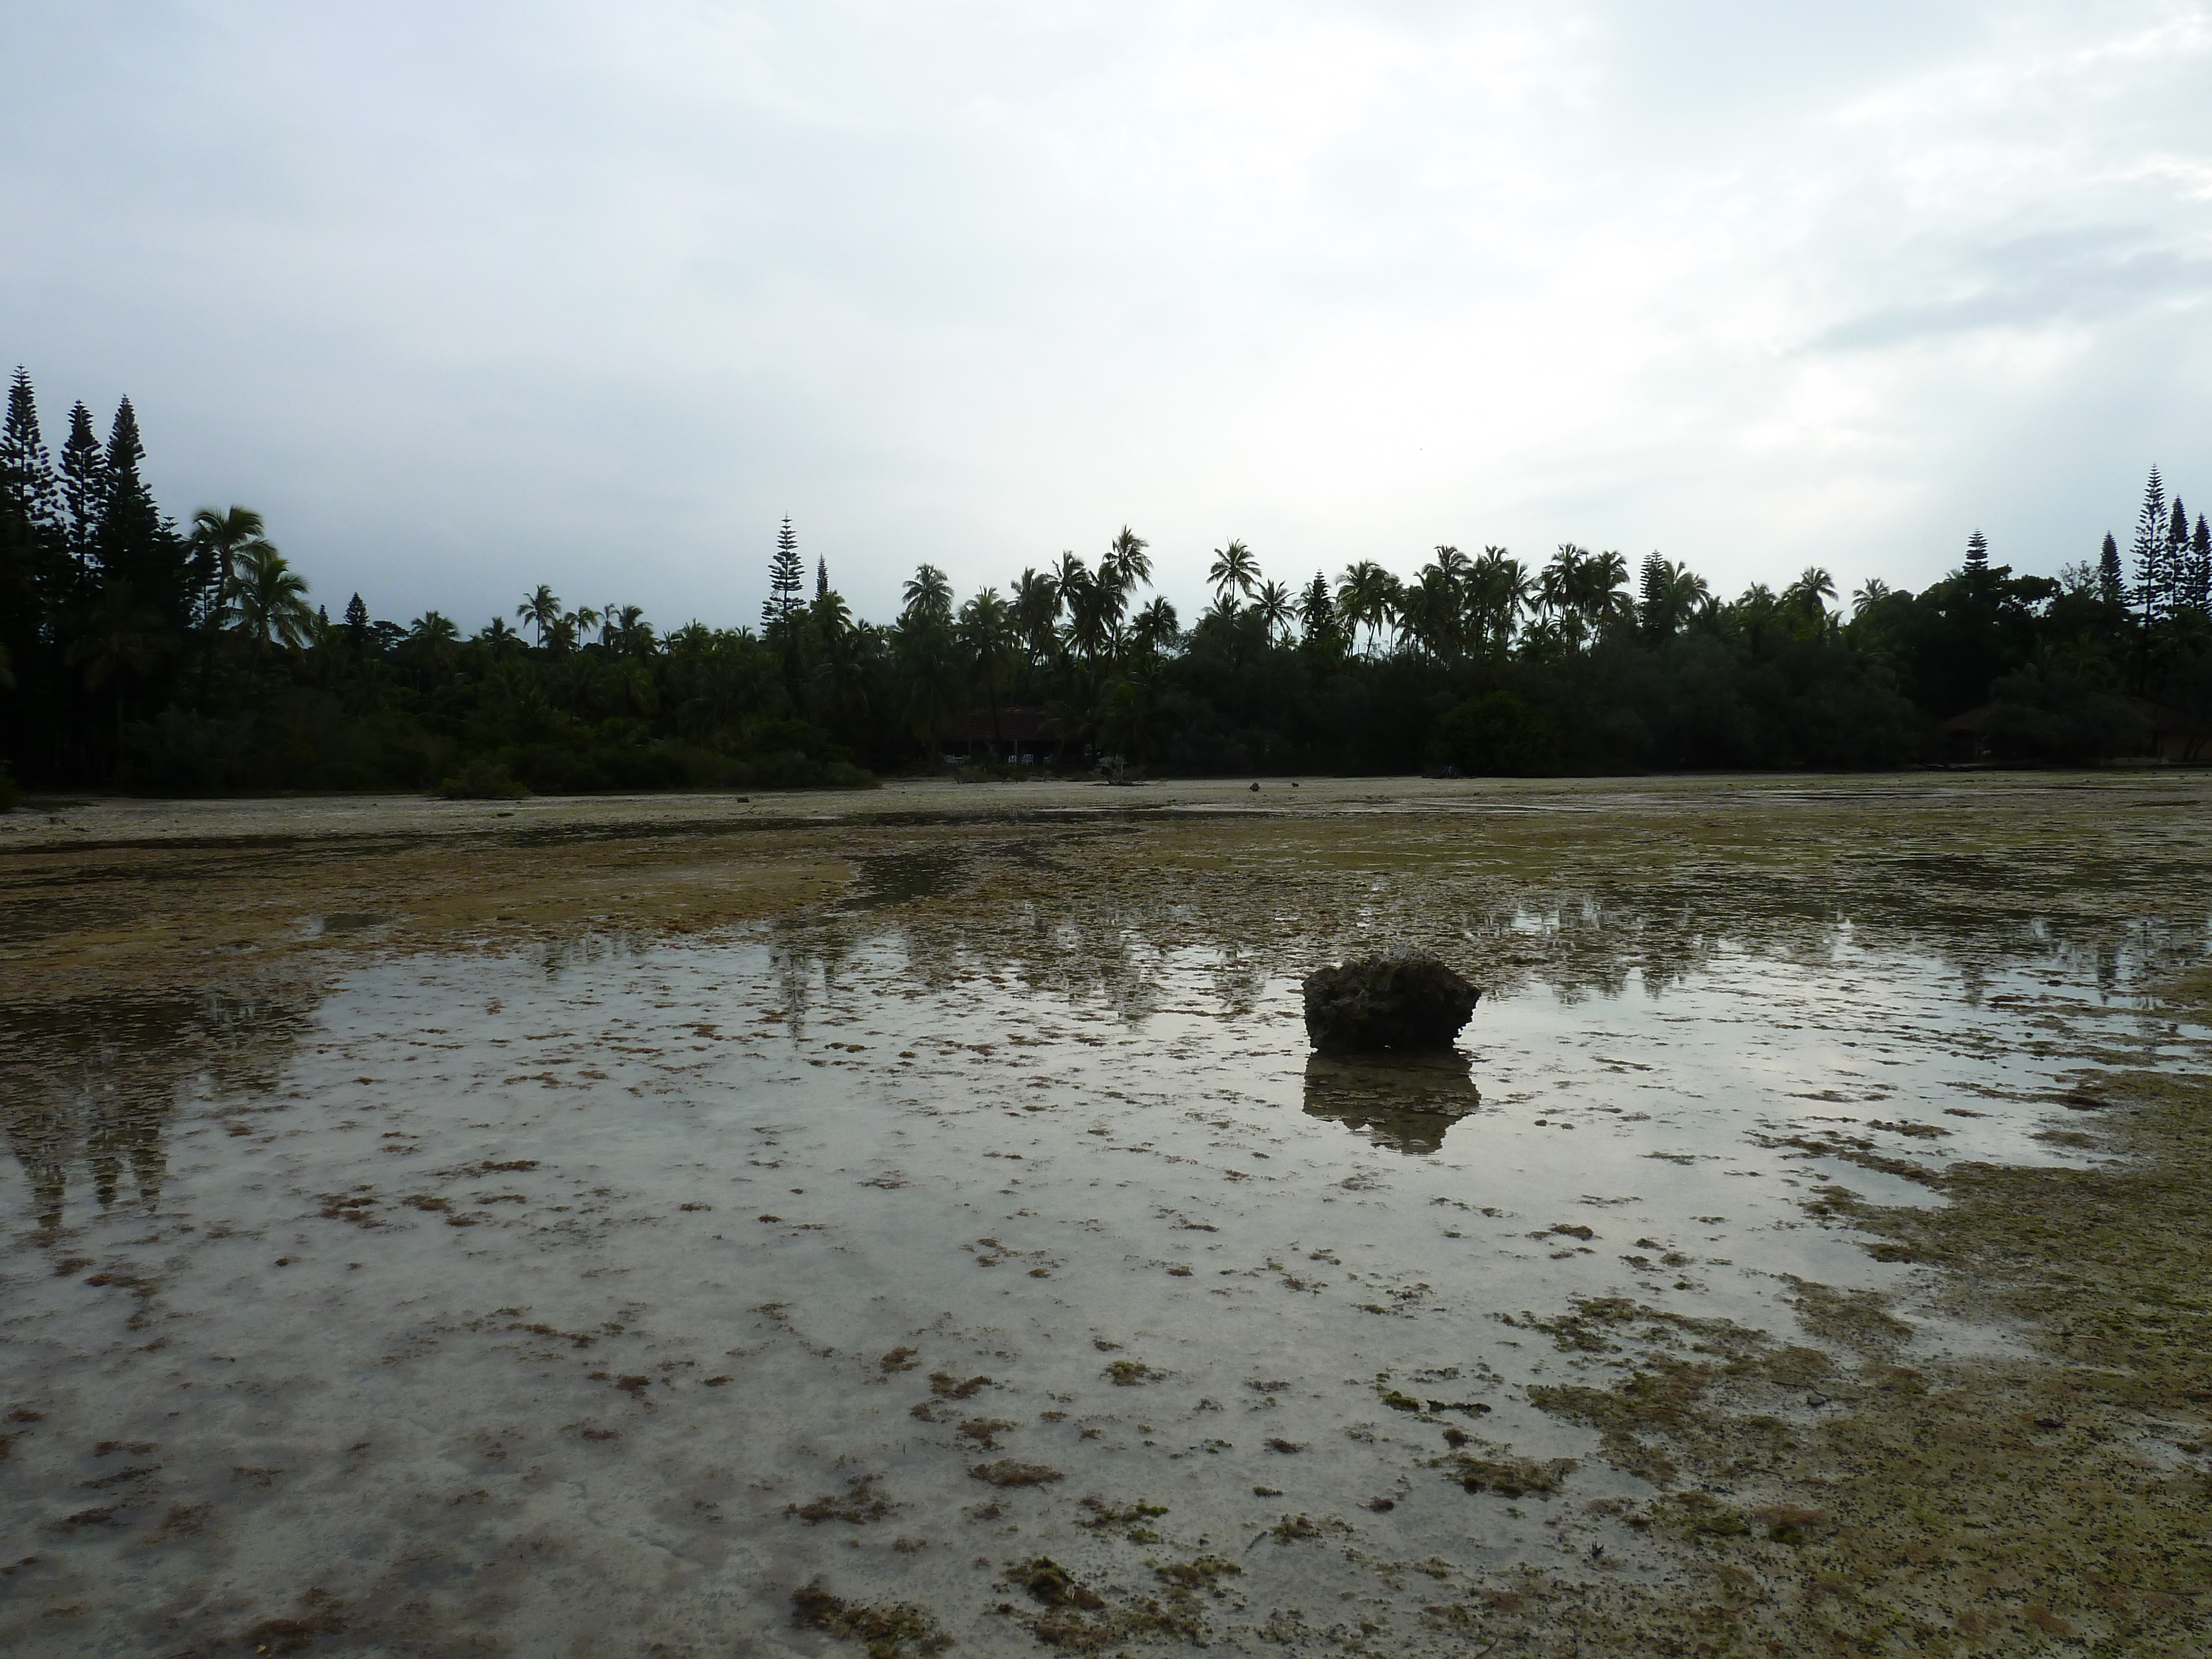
[4,1,2209,628]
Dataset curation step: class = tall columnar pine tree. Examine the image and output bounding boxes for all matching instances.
[1300,571,1335,647]
[0,371,58,686]
[2131,467,2168,621]
[58,401,107,571]
[2167,498,2192,617]
[2188,515,2212,614]
[2,368,58,530]
[344,593,371,649]
[1639,550,1667,619]
[96,398,192,628]
[816,555,828,601]
[1964,530,1989,577]
[2098,533,2124,602]
[763,516,803,627]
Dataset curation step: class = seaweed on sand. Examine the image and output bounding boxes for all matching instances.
[1003,1554,1240,1652]
[1076,1494,1167,1542]
[968,1460,1062,1487]
[1009,1557,1103,1609]
[786,1474,890,1524]
[1444,1452,1577,1498]
[1512,976,2212,1651]
[792,1579,951,1658]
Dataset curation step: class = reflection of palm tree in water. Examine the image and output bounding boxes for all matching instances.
[3,1100,71,1231]
[86,1086,170,1213]
[3,1079,170,1232]
[2,988,309,1231]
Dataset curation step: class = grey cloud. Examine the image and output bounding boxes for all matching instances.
[2,2,2209,617]
[1819,231,2212,350]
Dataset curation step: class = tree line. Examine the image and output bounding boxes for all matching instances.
[2,366,2206,801]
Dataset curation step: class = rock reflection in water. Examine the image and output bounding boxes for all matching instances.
[1301,1048,1481,1154]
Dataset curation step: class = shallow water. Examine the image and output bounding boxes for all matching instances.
[4,890,2208,1656]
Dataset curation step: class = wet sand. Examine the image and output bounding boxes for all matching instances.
[3,773,2209,1656]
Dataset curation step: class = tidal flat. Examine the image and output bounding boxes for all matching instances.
[2,773,2209,1657]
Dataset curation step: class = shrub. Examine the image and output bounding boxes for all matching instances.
[1431,690,1561,776]
[436,759,530,800]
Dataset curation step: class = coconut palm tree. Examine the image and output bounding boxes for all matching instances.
[902,564,953,626]
[476,615,524,659]
[663,620,713,658]
[896,610,963,759]
[957,588,1016,755]
[1334,561,1400,655]
[1729,583,1786,655]
[1096,527,1151,648]
[1129,595,1180,658]
[1102,525,1152,591]
[1013,568,1061,677]
[1637,557,1710,639]
[1399,565,1465,661]
[405,611,461,690]
[1254,579,1296,646]
[187,505,272,619]
[225,543,315,652]
[810,587,850,637]
[1048,551,1092,645]
[1061,570,1115,665]
[1467,547,1531,654]
[517,585,562,646]
[1581,550,1633,631]
[1537,545,1629,650]
[606,604,655,658]
[1413,550,1474,660]
[1208,539,1260,607]
[1850,577,1892,618]
[1785,566,1837,628]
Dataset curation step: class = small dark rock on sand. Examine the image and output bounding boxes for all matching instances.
[1302,952,1479,1053]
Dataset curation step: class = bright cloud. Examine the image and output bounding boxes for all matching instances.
[2,0,2206,627]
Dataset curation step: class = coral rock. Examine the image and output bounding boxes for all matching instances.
[1302,952,1478,1054]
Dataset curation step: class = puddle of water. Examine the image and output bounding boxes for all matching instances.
[842,849,975,914]
[3,902,2206,1653]
[1300,1052,1482,1155]
[300,912,398,938]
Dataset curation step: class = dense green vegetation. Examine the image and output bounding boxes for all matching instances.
[2,368,2206,797]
